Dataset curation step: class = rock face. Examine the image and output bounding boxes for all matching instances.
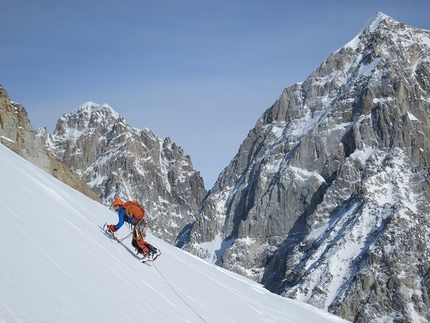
[177,12,430,322]
[43,102,207,243]
[0,85,100,202]
[0,85,50,170]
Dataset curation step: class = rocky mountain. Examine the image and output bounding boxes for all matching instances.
[177,12,430,323]
[0,85,100,202]
[41,102,207,243]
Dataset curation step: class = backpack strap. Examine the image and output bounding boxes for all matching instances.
[125,204,134,218]
[133,224,146,240]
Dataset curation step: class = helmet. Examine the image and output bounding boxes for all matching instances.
[112,199,123,207]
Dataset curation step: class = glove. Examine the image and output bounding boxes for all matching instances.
[107,224,117,232]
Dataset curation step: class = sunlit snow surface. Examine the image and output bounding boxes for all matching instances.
[0,144,349,322]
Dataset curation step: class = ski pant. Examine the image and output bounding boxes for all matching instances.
[131,224,157,255]
[132,238,157,255]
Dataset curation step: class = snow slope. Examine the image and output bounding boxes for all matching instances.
[0,143,349,323]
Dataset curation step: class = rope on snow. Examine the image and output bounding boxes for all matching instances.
[152,261,208,323]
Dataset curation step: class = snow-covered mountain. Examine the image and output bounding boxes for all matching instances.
[0,142,349,323]
[41,102,207,244]
[177,12,430,322]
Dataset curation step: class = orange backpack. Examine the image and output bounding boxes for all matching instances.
[123,201,145,220]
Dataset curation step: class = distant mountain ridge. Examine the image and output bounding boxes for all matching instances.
[40,101,207,244]
[176,12,430,322]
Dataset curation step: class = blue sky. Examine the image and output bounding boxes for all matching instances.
[2,0,430,189]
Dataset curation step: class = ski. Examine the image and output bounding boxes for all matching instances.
[140,250,161,264]
[152,251,161,261]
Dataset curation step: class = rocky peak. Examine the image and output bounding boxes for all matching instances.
[55,102,121,135]
[177,13,430,322]
[43,102,207,243]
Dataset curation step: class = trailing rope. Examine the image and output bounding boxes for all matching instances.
[115,231,132,242]
[152,261,207,323]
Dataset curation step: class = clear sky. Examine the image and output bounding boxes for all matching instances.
[2,0,429,189]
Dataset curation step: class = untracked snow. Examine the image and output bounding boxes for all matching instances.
[0,143,349,323]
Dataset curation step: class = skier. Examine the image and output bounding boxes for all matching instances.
[107,199,161,262]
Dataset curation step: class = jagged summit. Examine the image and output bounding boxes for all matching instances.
[70,101,121,120]
[54,101,124,139]
[343,11,390,50]
[358,11,392,36]
[344,11,430,50]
